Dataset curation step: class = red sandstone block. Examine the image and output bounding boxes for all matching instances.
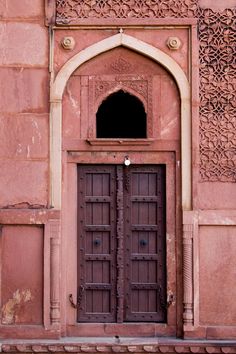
[0,0,43,18]
[0,68,49,113]
[198,182,236,209]
[0,22,48,66]
[198,0,236,10]
[0,0,44,18]
[0,160,48,207]
[1,225,43,324]
[199,226,236,326]
[0,114,49,159]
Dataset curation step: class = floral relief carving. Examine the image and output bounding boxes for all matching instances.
[122,79,149,100]
[95,81,115,100]
[198,8,236,182]
[56,0,198,24]
[110,58,132,73]
[95,77,148,101]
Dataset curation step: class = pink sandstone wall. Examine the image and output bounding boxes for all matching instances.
[1,226,43,325]
[0,0,49,208]
[0,0,49,335]
[0,0,235,342]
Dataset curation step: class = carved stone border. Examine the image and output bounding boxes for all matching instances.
[2,342,236,353]
[88,74,153,139]
[198,7,236,182]
[55,0,198,24]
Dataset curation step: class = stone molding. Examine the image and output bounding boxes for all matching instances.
[2,342,236,353]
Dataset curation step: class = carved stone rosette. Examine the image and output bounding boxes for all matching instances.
[183,224,194,328]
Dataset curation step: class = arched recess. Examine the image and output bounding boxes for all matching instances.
[50,32,191,211]
[96,89,147,139]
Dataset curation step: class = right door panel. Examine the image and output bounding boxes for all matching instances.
[124,165,166,322]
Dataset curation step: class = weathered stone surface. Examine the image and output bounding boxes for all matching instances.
[199,226,236,325]
[0,114,49,159]
[0,160,48,207]
[0,0,44,18]
[0,22,48,66]
[198,183,236,210]
[0,68,49,113]
[199,0,236,10]
[1,225,43,325]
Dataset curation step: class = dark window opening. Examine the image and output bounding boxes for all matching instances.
[96,90,147,138]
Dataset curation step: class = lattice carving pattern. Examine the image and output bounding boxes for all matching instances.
[56,0,198,23]
[198,8,236,182]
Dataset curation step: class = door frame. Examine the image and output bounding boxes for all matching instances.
[63,150,180,337]
[53,32,193,336]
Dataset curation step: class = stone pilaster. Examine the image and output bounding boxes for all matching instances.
[49,220,61,327]
[183,223,194,329]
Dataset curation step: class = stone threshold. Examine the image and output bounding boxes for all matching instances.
[1,338,236,353]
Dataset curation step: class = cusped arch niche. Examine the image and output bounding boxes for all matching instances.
[96,89,147,139]
[51,33,191,210]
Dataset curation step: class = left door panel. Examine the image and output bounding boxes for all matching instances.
[77,165,117,322]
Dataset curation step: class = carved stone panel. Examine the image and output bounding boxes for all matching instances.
[56,0,198,24]
[199,8,236,182]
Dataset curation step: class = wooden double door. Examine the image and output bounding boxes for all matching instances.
[77,164,166,323]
